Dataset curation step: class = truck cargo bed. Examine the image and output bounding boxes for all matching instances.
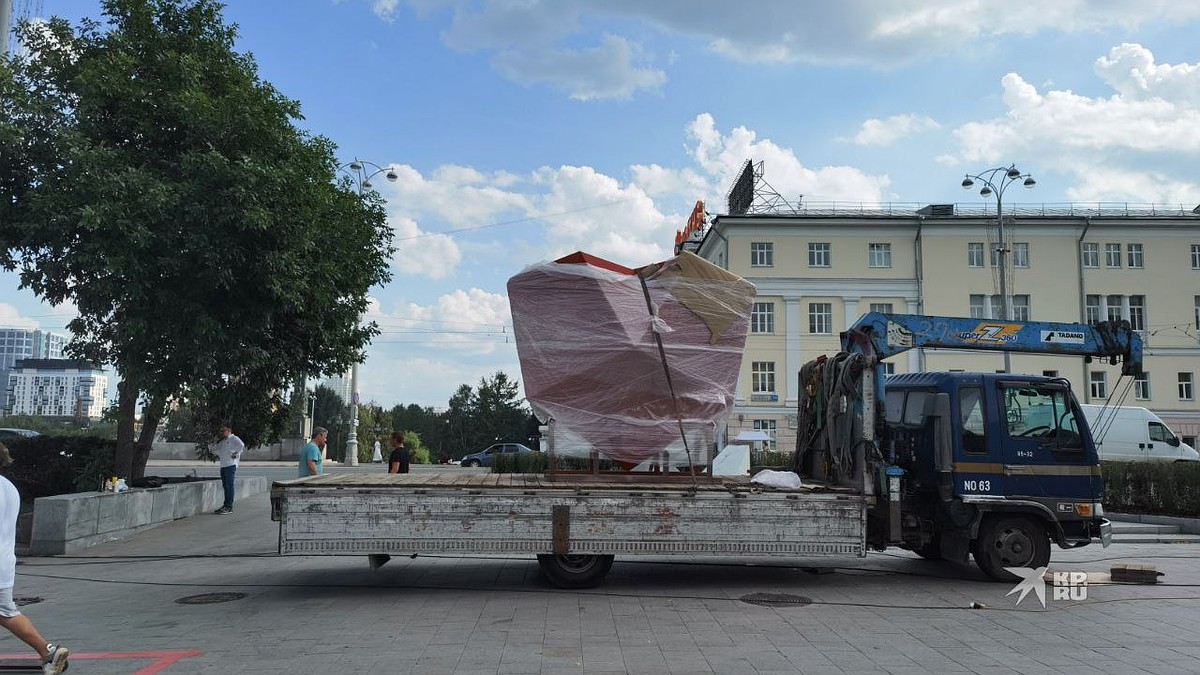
[272,473,866,558]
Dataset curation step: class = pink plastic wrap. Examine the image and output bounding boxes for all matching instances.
[507,251,756,466]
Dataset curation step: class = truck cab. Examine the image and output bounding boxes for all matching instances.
[876,372,1108,580]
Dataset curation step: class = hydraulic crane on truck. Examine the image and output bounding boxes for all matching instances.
[797,312,1142,580]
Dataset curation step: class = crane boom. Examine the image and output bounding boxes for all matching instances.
[841,313,1143,376]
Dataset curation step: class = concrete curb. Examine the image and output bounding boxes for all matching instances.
[1108,512,1200,535]
[28,475,270,555]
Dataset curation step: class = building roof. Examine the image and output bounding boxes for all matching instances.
[12,358,104,372]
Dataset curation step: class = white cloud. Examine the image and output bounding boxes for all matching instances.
[685,113,892,204]
[848,114,941,146]
[379,0,1200,95]
[0,304,39,330]
[492,34,666,101]
[390,215,461,280]
[950,45,1200,203]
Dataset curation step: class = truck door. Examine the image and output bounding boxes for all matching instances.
[998,383,1094,501]
[954,384,1002,497]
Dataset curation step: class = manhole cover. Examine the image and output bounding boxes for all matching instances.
[175,592,247,605]
[739,592,812,608]
[14,597,42,606]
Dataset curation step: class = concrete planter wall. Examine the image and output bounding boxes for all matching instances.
[28,476,269,555]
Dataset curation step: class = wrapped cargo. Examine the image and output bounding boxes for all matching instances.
[507,250,756,467]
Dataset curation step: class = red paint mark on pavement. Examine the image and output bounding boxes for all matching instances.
[0,649,202,673]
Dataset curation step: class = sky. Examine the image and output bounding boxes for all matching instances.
[4,0,1200,411]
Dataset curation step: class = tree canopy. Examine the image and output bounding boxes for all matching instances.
[1,0,393,478]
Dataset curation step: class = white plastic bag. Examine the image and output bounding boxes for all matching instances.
[750,469,802,490]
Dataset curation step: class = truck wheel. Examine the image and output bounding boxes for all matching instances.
[971,515,1050,582]
[536,554,614,589]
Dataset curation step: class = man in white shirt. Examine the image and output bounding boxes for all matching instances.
[0,444,70,674]
[214,424,244,515]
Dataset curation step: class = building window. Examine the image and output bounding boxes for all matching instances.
[809,303,833,334]
[751,242,773,267]
[1043,370,1058,378]
[1195,295,1200,330]
[752,419,777,440]
[880,362,896,375]
[1180,373,1194,401]
[1127,243,1144,268]
[751,362,776,393]
[968,243,984,268]
[1135,373,1151,400]
[868,243,892,268]
[1082,242,1099,268]
[808,243,831,267]
[1106,295,1123,323]
[969,295,986,319]
[1128,295,1145,331]
[1193,244,1200,270]
[1011,295,1030,321]
[989,295,1004,319]
[1013,243,1030,268]
[869,302,893,314]
[751,302,775,334]
[1085,295,1102,324]
[1106,243,1122,267]
[1090,372,1108,399]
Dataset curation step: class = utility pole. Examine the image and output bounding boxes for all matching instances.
[1,0,13,57]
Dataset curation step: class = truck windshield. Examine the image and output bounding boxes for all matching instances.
[1002,385,1083,449]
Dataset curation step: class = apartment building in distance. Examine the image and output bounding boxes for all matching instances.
[4,358,109,420]
[0,328,67,414]
[689,200,1200,451]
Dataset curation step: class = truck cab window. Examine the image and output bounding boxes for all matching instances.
[1003,385,1083,450]
[959,386,987,453]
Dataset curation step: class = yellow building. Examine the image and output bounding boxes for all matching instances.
[692,203,1200,450]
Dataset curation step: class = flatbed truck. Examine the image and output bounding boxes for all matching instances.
[271,313,1142,587]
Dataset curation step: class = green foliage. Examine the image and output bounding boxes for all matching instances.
[0,414,115,439]
[2,435,116,498]
[493,451,548,474]
[1102,461,1200,517]
[444,373,534,458]
[2,0,394,477]
[403,430,430,465]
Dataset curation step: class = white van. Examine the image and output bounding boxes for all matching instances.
[1078,404,1200,462]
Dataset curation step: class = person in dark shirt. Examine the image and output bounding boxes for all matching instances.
[388,430,410,474]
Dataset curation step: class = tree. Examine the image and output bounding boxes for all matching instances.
[474,371,532,445]
[1,1,393,478]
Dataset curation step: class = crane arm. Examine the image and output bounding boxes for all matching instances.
[840,313,1143,376]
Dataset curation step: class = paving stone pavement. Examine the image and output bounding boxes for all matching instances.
[4,483,1200,674]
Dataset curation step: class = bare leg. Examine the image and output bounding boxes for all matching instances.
[0,613,50,659]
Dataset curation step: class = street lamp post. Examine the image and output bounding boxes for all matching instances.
[961,164,1036,373]
[338,158,398,466]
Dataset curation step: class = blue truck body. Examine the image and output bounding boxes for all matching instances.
[798,312,1142,581]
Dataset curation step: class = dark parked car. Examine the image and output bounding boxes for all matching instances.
[460,442,536,467]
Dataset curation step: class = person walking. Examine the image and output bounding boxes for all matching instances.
[213,423,244,515]
[300,427,328,477]
[388,431,410,474]
[0,444,70,674]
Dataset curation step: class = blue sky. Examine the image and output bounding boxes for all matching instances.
[4,0,1200,409]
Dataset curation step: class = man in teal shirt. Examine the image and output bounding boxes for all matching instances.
[299,427,328,477]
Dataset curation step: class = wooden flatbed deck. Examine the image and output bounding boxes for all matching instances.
[272,471,856,493]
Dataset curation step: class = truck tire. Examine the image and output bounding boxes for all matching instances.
[971,515,1050,583]
[536,554,614,589]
